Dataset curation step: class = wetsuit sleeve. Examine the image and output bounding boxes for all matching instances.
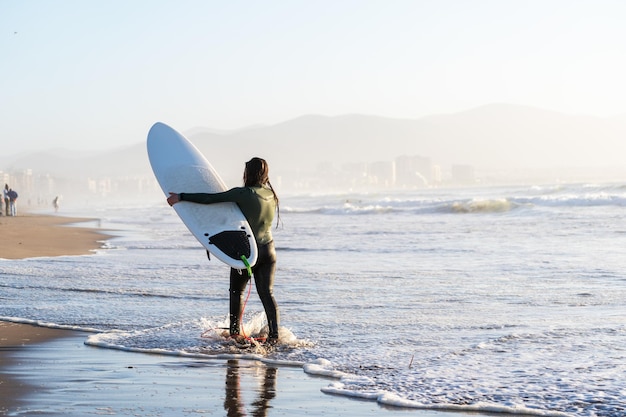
[179,188,247,204]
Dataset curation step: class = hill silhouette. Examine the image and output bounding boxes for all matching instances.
[2,103,624,197]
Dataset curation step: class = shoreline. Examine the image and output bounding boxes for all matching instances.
[0,321,471,417]
[0,212,481,416]
[0,212,110,413]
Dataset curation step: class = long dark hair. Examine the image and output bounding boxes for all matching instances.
[244,157,280,228]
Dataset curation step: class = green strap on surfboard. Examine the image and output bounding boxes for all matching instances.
[241,255,252,277]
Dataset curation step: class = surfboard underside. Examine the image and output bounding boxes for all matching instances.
[147,122,258,269]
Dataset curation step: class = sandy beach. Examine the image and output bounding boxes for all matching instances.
[0,213,466,416]
[0,213,106,259]
[3,324,466,417]
[0,213,106,413]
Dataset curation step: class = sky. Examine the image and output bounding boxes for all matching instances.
[2,0,626,155]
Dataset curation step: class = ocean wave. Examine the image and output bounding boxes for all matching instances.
[283,204,397,215]
[278,246,362,253]
[284,198,523,215]
[0,316,104,333]
[0,282,207,301]
[521,193,626,208]
[308,358,575,417]
[446,198,522,214]
[281,184,626,216]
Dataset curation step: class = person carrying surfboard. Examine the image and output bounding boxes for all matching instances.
[167,157,281,346]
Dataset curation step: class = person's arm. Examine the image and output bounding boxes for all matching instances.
[167,188,246,207]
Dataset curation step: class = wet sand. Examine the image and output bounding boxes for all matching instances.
[0,214,471,416]
[0,322,75,413]
[0,322,475,417]
[0,213,106,259]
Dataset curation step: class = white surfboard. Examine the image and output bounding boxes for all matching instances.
[147,122,258,270]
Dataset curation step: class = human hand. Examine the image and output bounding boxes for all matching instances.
[167,192,180,206]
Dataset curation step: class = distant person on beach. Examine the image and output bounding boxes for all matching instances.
[167,157,281,346]
[3,184,9,216]
[53,196,60,212]
[7,188,18,216]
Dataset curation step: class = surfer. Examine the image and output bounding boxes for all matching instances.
[167,157,281,345]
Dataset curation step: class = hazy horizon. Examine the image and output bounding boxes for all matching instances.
[1,102,625,156]
[2,104,625,200]
[2,1,626,157]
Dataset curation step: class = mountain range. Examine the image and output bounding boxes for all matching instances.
[2,103,625,191]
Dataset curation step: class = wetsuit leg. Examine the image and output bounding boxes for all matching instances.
[253,241,279,339]
[229,268,250,335]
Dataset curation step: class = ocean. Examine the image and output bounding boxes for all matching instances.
[1,182,625,417]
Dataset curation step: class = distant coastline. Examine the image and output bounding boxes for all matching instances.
[2,104,625,202]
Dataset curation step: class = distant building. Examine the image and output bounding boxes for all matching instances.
[451,164,476,184]
[432,164,442,185]
[340,162,368,188]
[367,160,395,187]
[395,155,432,187]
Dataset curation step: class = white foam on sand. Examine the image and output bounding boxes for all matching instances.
[4,328,475,417]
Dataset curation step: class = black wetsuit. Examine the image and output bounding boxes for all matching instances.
[180,186,279,340]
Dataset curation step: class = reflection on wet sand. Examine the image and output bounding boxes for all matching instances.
[224,359,277,417]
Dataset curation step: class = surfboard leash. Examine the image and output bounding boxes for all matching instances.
[237,255,253,339]
[240,255,252,277]
[235,256,271,345]
[201,256,264,343]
